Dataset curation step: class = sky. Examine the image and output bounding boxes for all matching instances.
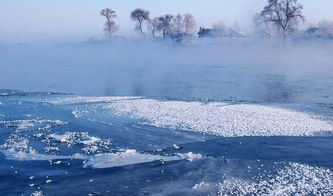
[0,0,332,43]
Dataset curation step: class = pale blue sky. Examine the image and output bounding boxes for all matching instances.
[0,0,332,43]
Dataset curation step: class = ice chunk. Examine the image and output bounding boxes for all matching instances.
[177,152,203,161]
[192,182,210,190]
[83,149,181,168]
[47,132,111,154]
[31,191,44,196]
[48,132,101,145]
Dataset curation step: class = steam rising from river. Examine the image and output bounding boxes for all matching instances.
[0,39,332,102]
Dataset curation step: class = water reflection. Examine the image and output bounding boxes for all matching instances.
[102,64,332,104]
[262,74,293,102]
[1,43,333,104]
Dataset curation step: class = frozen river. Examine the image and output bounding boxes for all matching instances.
[0,41,333,195]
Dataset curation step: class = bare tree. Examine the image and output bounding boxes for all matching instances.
[253,15,275,37]
[130,9,150,37]
[158,15,174,39]
[100,8,118,37]
[255,0,305,39]
[183,14,196,37]
[172,14,185,34]
[149,17,164,39]
[146,13,196,42]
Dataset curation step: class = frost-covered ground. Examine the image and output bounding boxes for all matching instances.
[1,41,333,195]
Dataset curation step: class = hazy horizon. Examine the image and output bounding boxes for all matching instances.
[0,0,332,43]
[1,1,333,195]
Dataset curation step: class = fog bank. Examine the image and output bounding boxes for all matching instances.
[0,39,332,103]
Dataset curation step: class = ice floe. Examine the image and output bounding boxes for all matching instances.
[218,162,333,195]
[2,148,199,168]
[97,99,333,137]
[48,96,141,105]
[0,119,67,130]
[146,161,333,195]
[1,134,37,156]
[48,132,101,145]
[3,146,199,169]
[0,120,196,168]
[42,96,333,137]
[0,119,110,160]
[2,150,74,161]
[47,132,112,154]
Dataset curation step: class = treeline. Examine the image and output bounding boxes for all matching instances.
[101,8,196,42]
[100,0,333,42]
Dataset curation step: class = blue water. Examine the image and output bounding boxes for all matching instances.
[1,43,333,195]
[1,88,333,195]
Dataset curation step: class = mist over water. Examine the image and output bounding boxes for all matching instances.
[1,39,333,103]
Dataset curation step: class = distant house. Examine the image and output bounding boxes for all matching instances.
[198,27,246,38]
[198,27,224,38]
[303,27,333,39]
